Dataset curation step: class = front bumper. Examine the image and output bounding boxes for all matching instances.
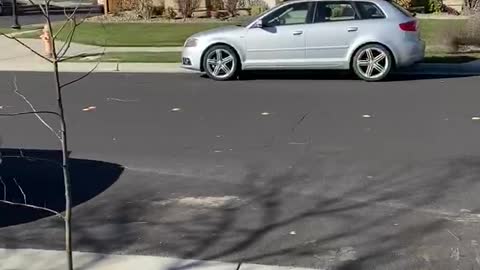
[181,46,203,71]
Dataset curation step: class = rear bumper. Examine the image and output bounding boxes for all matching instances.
[396,40,425,67]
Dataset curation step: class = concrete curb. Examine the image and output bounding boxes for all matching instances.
[0,248,322,270]
[0,62,192,73]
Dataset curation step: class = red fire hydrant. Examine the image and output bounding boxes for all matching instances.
[40,24,53,58]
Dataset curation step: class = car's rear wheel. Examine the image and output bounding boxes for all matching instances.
[203,45,239,81]
[352,44,392,82]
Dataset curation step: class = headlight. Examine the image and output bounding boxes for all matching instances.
[184,38,198,47]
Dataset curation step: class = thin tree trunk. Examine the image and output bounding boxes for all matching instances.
[48,13,74,269]
[54,60,73,270]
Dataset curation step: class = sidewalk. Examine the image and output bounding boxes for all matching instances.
[0,35,186,72]
[0,248,320,270]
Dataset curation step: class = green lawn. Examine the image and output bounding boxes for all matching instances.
[16,19,468,48]
[418,19,467,47]
[70,52,181,62]
[14,19,480,63]
[16,22,229,47]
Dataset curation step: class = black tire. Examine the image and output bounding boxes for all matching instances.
[202,45,239,81]
[352,44,393,82]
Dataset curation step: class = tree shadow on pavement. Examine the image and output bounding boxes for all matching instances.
[150,156,480,270]
[0,148,124,227]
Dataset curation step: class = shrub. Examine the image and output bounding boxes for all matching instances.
[165,6,177,19]
[394,0,414,10]
[443,4,461,14]
[152,5,165,16]
[176,0,200,19]
[442,14,480,51]
[460,13,480,43]
[118,0,155,18]
[135,0,154,19]
[210,0,224,10]
[425,0,442,13]
[119,0,136,11]
[224,0,241,16]
[464,0,480,14]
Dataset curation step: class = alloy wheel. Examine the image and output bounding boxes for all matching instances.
[355,47,390,80]
[205,49,236,80]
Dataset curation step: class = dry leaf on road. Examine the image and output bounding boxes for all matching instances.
[82,106,96,112]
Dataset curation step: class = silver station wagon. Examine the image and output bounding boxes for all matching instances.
[181,0,425,81]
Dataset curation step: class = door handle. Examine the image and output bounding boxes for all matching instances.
[292,30,303,35]
[347,27,358,32]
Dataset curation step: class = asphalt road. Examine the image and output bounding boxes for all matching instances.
[1,71,480,270]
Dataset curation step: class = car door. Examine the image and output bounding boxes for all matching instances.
[304,1,361,67]
[244,1,315,69]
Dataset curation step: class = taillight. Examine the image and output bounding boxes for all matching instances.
[399,21,417,32]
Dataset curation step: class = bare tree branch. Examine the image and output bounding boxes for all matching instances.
[60,61,101,88]
[0,111,62,118]
[12,76,62,140]
[0,33,53,63]
[1,179,6,200]
[13,178,27,204]
[0,200,64,219]
[57,12,106,59]
[0,178,64,219]
[53,3,86,40]
[26,0,48,19]
[57,19,78,59]
[75,9,95,27]
[54,15,75,40]
[0,154,62,166]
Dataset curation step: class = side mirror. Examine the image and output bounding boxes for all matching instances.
[253,20,263,28]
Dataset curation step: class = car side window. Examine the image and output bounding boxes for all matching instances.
[314,2,358,23]
[263,2,314,26]
[356,2,385,19]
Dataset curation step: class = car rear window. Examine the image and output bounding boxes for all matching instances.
[391,1,413,17]
[356,2,385,19]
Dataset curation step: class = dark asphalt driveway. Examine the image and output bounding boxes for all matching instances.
[1,72,480,269]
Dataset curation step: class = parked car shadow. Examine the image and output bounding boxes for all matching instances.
[0,148,124,227]
[212,69,479,81]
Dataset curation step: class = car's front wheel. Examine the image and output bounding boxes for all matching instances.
[352,44,392,82]
[203,45,239,81]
